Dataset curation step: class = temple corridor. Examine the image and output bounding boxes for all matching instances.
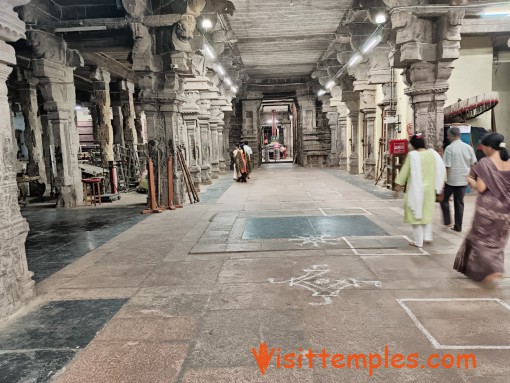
[1,166,509,382]
[2,0,510,382]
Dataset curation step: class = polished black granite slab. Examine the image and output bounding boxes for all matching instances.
[22,205,146,283]
[242,215,387,240]
[0,299,126,383]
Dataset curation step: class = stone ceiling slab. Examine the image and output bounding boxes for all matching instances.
[228,0,352,80]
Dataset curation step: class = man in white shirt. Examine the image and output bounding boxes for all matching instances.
[441,127,477,232]
[243,141,253,178]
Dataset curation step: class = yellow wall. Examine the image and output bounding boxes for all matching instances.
[395,69,413,139]
[446,36,494,129]
[493,61,510,140]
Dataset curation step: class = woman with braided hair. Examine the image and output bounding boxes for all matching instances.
[454,133,510,287]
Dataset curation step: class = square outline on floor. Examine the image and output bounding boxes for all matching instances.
[320,207,372,216]
[343,235,429,256]
[397,298,510,350]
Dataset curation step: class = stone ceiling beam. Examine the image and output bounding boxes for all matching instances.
[82,52,134,82]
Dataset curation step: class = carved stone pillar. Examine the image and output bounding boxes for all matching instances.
[355,82,377,179]
[139,91,187,206]
[241,96,262,166]
[29,30,84,207]
[182,89,202,190]
[330,87,348,171]
[340,87,361,175]
[119,81,137,148]
[390,8,465,149]
[337,105,348,170]
[326,111,339,166]
[111,106,124,146]
[90,68,114,167]
[210,102,224,178]
[0,0,35,320]
[198,98,212,185]
[217,118,226,173]
[18,76,48,187]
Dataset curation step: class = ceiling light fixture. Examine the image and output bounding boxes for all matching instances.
[362,35,382,54]
[375,13,387,24]
[348,53,363,67]
[481,7,510,17]
[201,18,213,30]
[325,80,335,90]
[225,78,232,86]
[318,89,327,96]
[216,64,225,75]
[231,86,238,93]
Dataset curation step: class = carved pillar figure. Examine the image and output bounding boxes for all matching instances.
[18,75,48,188]
[90,68,114,167]
[390,8,465,149]
[0,0,36,320]
[29,30,84,207]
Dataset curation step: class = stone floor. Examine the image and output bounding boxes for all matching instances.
[22,192,147,283]
[1,164,510,382]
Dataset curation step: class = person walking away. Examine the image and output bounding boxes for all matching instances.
[232,144,239,181]
[441,127,477,232]
[234,144,248,183]
[454,133,510,287]
[243,141,253,178]
[394,134,446,248]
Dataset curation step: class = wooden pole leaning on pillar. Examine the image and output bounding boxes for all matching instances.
[177,147,200,204]
[142,158,164,214]
[165,156,183,210]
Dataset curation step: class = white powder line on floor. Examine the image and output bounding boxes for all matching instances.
[318,208,327,216]
[402,235,430,255]
[397,298,510,350]
[342,237,358,255]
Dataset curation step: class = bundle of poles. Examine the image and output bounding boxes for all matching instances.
[177,145,200,204]
[143,146,196,214]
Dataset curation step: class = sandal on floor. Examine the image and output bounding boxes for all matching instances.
[409,243,423,248]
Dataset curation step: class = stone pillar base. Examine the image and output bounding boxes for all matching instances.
[349,154,359,175]
[190,165,201,192]
[328,154,339,167]
[211,162,219,179]
[0,219,35,319]
[219,159,227,174]
[201,166,212,185]
[364,157,376,180]
[339,155,348,171]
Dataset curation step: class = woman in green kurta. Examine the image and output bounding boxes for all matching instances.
[395,134,446,248]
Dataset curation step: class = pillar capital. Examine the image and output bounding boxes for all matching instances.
[389,7,465,149]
